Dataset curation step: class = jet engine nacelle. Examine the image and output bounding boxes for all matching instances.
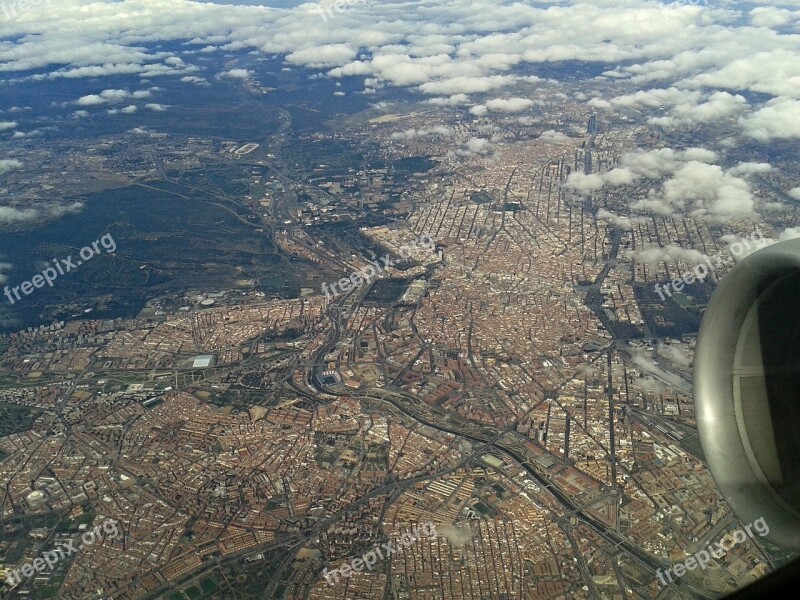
[695,237,800,549]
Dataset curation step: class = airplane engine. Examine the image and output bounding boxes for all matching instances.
[695,237,800,549]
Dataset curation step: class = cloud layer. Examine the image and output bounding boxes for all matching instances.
[0,0,796,145]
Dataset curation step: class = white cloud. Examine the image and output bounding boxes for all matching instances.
[562,147,754,222]
[650,92,749,128]
[644,162,755,221]
[602,168,637,186]
[628,244,708,269]
[0,0,793,147]
[0,207,38,224]
[0,0,796,226]
[420,76,517,96]
[0,262,11,285]
[483,97,534,113]
[740,98,800,141]
[75,88,151,106]
[438,524,473,547]
[181,75,208,85]
[0,159,23,173]
[587,97,611,109]
[779,227,800,241]
[0,201,83,225]
[563,173,604,193]
[596,209,646,230]
[458,137,492,156]
[77,94,107,106]
[427,94,471,106]
[657,342,692,369]
[288,44,357,68]
[610,87,700,110]
[99,89,132,102]
[390,127,452,140]
[537,130,569,143]
[221,68,252,79]
[729,162,773,176]
[564,147,719,195]
[750,7,796,28]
